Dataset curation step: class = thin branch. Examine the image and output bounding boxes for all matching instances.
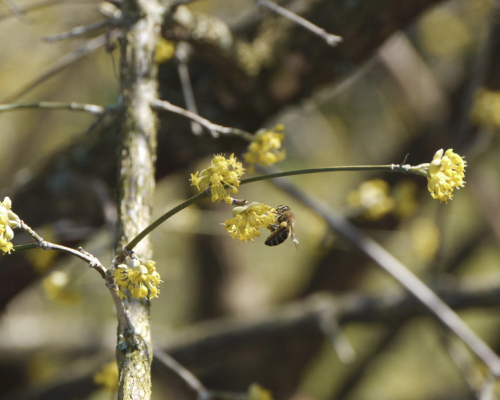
[122,191,208,255]
[319,311,356,364]
[480,373,497,400]
[0,0,96,21]
[42,19,111,43]
[176,42,203,136]
[153,347,209,398]
[152,99,254,141]
[165,275,500,372]
[258,166,500,376]
[14,220,107,278]
[122,164,395,254]
[3,31,118,103]
[441,334,485,399]
[18,223,137,342]
[0,101,107,115]
[252,0,342,46]
[153,347,256,400]
[2,0,29,22]
[331,321,407,400]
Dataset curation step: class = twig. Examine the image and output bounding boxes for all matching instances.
[256,165,500,376]
[176,42,203,136]
[153,347,209,398]
[15,220,107,278]
[0,101,106,115]
[331,321,407,400]
[18,221,136,342]
[252,0,342,46]
[171,0,197,5]
[42,19,111,43]
[480,373,497,400]
[166,276,500,367]
[441,335,484,399]
[2,0,29,22]
[318,306,356,363]
[153,347,257,400]
[0,0,95,21]
[3,31,119,103]
[122,164,395,254]
[152,99,254,140]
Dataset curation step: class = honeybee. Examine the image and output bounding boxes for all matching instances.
[265,205,299,252]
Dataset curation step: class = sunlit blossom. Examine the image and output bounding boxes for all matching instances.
[470,88,500,128]
[223,202,275,243]
[94,361,118,392]
[115,259,162,300]
[347,179,395,221]
[190,154,245,204]
[426,149,466,203]
[248,383,274,400]
[410,218,440,263]
[0,197,20,254]
[43,271,81,304]
[155,37,176,64]
[244,125,286,172]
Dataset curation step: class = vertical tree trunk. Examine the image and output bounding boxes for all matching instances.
[116,0,167,398]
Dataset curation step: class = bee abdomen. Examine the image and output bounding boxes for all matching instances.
[265,228,290,246]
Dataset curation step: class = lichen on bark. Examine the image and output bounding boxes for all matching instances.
[115,0,168,398]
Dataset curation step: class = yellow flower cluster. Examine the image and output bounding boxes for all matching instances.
[470,88,500,128]
[155,37,176,64]
[427,149,466,203]
[347,179,395,221]
[43,271,81,304]
[410,218,440,262]
[115,259,162,300]
[0,197,19,254]
[190,154,245,204]
[94,361,118,392]
[224,202,275,242]
[244,125,286,172]
[248,383,274,400]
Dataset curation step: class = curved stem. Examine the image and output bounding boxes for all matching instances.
[124,191,209,252]
[240,165,394,185]
[124,164,396,252]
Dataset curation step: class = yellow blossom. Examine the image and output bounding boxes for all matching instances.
[94,361,118,392]
[0,197,20,254]
[155,37,176,64]
[248,383,274,400]
[347,179,395,221]
[470,88,500,128]
[392,180,419,219]
[224,202,275,243]
[115,259,162,300]
[27,351,58,385]
[427,149,466,203]
[190,154,245,204]
[244,125,286,172]
[43,271,81,304]
[410,218,440,262]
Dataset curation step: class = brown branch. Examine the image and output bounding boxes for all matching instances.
[114,0,166,397]
[258,166,500,376]
[252,0,342,46]
[167,275,500,367]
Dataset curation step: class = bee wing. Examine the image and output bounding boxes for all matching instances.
[291,228,299,253]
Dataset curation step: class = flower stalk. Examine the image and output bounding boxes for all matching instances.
[124,163,403,252]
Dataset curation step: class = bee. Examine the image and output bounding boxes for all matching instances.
[265,205,299,252]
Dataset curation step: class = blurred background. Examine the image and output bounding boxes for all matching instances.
[1,0,500,399]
